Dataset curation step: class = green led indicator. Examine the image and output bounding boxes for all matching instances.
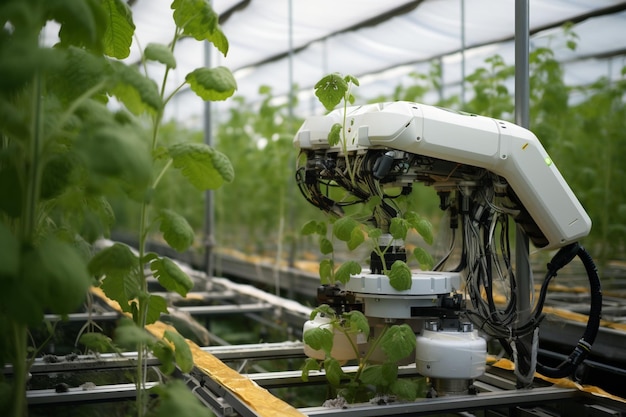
[545,157,553,166]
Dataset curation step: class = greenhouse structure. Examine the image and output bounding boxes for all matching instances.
[1,1,626,416]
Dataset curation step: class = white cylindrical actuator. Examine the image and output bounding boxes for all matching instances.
[416,328,486,379]
[302,314,358,362]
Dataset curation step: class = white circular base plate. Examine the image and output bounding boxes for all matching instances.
[344,271,461,319]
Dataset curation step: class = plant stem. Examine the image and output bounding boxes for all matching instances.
[10,322,27,417]
[152,159,173,190]
[135,192,150,417]
[340,92,356,186]
[22,72,44,243]
[354,325,388,382]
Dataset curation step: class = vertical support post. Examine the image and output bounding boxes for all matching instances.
[203,38,215,280]
[514,0,534,388]
[460,0,466,105]
[286,0,296,300]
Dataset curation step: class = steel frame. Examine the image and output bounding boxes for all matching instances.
[9,246,626,417]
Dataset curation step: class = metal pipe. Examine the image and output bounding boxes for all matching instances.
[514,0,534,388]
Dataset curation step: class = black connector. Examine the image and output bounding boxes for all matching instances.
[547,242,580,273]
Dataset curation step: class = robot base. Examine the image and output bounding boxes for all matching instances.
[344,271,461,319]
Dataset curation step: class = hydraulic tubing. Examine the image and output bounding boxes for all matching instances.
[536,245,602,379]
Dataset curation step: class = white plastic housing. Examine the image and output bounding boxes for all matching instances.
[294,101,591,249]
[344,271,461,319]
[302,314,358,361]
[416,329,487,379]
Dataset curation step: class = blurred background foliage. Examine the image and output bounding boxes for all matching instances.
[109,29,626,275]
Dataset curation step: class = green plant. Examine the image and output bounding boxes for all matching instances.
[0,1,235,416]
[84,2,236,417]
[298,74,434,403]
[301,210,434,291]
[302,73,435,290]
[301,305,424,403]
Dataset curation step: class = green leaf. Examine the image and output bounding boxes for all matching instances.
[79,332,116,353]
[150,256,193,297]
[186,66,237,101]
[209,26,230,57]
[40,153,77,200]
[367,227,383,240]
[319,259,333,285]
[171,0,229,56]
[363,195,382,214]
[413,247,434,270]
[319,237,333,255]
[110,60,162,114]
[381,362,399,386]
[389,217,409,240]
[90,244,141,312]
[102,0,135,59]
[81,196,116,243]
[323,357,344,386]
[359,365,382,386]
[388,261,412,291]
[75,124,153,190]
[344,74,360,87]
[390,378,418,401]
[310,304,336,320]
[380,324,416,362]
[301,357,320,382]
[145,294,169,325]
[52,0,107,53]
[114,318,154,350]
[360,363,400,388]
[314,73,348,110]
[159,209,195,252]
[303,327,333,356]
[50,46,109,104]
[343,310,369,338]
[405,212,434,245]
[333,216,359,242]
[36,237,91,314]
[152,340,176,375]
[144,43,176,69]
[301,220,325,236]
[328,123,342,147]
[149,380,213,417]
[89,243,138,280]
[335,261,361,285]
[164,330,194,373]
[168,142,234,190]
[347,226,365,251]
[100,273,142,313]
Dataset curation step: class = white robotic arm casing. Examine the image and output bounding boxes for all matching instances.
[295,101,591,250]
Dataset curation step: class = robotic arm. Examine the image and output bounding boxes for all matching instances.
[295,101,602,393]
[295,101,590,249]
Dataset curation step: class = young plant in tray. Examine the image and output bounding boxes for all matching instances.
[301,304,423,403]
[0,1,235,416]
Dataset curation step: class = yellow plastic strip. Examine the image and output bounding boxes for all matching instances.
[90,287,305,417]
[489,357,626,404]
[543,306,626,332]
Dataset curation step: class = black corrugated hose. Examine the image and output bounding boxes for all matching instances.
[535,243,603,379]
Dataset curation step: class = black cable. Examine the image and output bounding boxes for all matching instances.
[535,244,603,379]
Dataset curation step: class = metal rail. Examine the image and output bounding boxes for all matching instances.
[15,240,626,416]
